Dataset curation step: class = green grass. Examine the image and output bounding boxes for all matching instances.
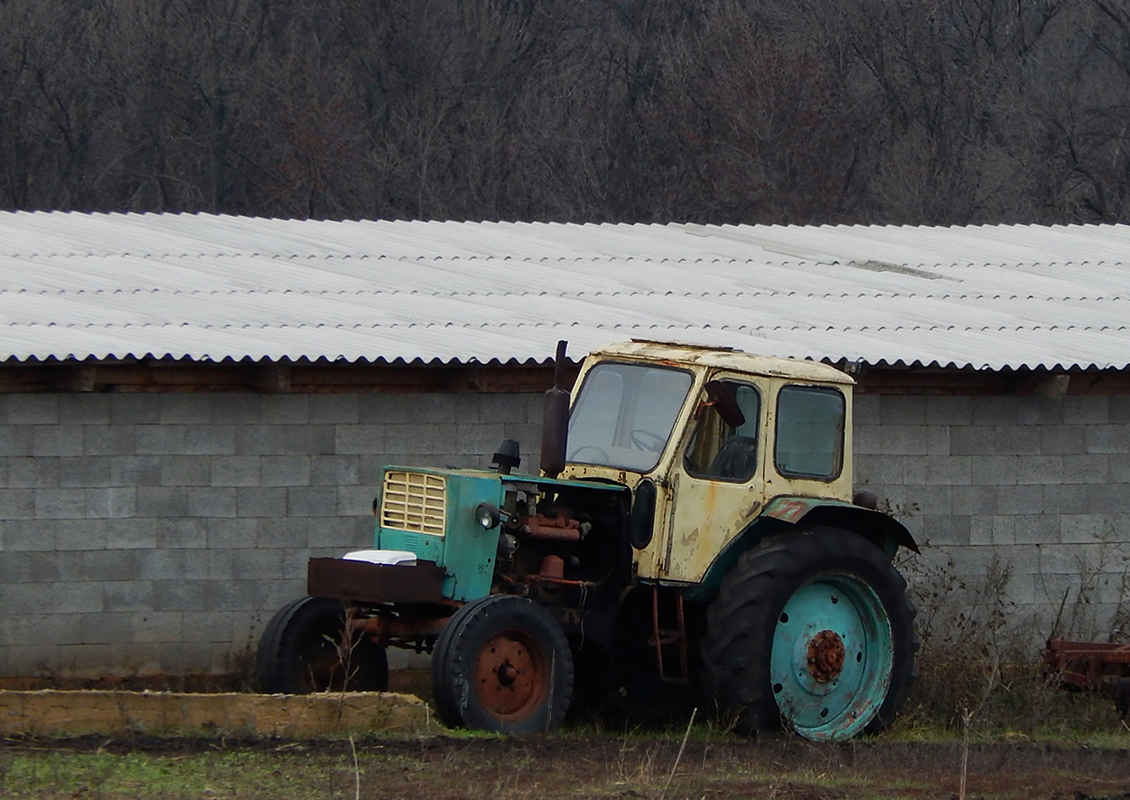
[0,749,358,799]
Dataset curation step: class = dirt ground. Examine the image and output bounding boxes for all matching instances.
[4,670,1130,799]
[5,732,1130,800]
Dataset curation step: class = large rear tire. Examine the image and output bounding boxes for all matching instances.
[701,528,916,741]
[431,595,574,734]
[257,596,389,694]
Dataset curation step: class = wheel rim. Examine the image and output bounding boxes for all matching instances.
[473,630,550,722]
[769,573,893,741]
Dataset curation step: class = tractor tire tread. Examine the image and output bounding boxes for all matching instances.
[700,528,916,737]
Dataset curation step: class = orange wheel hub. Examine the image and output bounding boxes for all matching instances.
[473,631,549,722]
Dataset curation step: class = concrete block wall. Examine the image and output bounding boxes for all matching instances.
[0,392,543,679]
[855,393,1130,641]
[2,387,1128,679]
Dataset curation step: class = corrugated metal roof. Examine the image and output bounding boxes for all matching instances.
[0,211,1127,370]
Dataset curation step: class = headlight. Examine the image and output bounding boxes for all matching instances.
[474,502,501,529]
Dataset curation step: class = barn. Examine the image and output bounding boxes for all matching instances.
[0,212,1127,681]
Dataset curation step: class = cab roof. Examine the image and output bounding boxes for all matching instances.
[588,339,855,385]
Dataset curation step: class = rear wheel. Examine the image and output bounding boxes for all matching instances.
[257,596,389,694]
[701,528,916,741]
[431,595,573,734]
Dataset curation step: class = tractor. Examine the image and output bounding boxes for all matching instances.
[257,339,918,741]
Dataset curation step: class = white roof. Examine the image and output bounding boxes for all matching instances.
[1,211,1127,371]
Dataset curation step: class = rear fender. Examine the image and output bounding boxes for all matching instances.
[690,496,917,601]
[762,496,918,557]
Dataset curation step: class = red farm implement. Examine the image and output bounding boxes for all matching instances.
[1042,639,1130,720]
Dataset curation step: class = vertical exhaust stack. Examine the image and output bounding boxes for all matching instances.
[540,340,570,478]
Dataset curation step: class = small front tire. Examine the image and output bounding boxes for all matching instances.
[257,596,389,694]
[431,595,574,734]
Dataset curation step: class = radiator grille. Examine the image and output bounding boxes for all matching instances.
[381,471,447,536]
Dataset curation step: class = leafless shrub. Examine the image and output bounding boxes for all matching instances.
[903,546,1019,728]
[902,531,1130,734]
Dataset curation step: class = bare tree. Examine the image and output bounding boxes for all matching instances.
[0,0,1125,225]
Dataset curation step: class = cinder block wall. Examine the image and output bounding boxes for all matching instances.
[1,388,1128,679]
[0,392,543,679]
[854,393,1130,641]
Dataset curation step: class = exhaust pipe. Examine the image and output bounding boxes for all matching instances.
[540,340,570,478]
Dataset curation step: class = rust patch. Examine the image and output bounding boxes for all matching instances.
[807,630,846,683]
[307,558,445,604]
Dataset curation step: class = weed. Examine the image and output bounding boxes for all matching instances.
[613,722,661,786]
[225,638,259,693]
[659,706,697,800]
[958,707,972,800]
[1044,523,1130,643]
[902,545,1019,728]
[348,734,361,800]
[898,529,1130,738]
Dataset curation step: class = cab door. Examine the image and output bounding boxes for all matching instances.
[650,376,767,582]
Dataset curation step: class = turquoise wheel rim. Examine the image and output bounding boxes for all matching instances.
[768,573,893,741]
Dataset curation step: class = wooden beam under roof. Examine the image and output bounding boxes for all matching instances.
[0,359,1125,396]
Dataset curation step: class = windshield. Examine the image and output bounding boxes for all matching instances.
[567,362,693,472]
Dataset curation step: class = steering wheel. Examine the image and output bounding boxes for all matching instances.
[630,429,665,453]
[569,445,610,463]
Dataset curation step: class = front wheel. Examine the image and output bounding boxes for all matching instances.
[257,596,389,694]
[701,528,916,741]
[431,595,574,734]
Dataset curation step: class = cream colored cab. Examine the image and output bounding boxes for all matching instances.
[560,340,855,584]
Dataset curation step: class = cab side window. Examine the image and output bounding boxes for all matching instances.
[774,385,845,480]
[684,382,761,482]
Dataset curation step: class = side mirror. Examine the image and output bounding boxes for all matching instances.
[703,381,746,428]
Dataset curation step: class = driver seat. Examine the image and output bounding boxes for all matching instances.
[707,435,759,481]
